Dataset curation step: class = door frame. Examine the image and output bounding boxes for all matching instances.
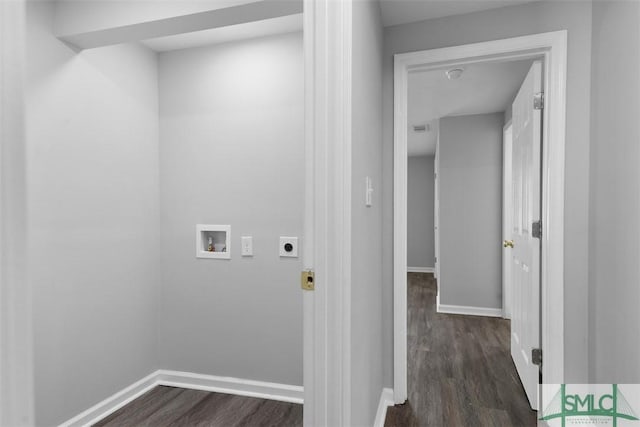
[393,31,567,405]
[303,0,353,425]
[502,120,513,319]
[433,132,440,288]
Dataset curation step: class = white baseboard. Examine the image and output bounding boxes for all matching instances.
[373,388,394,427]
[59,370,303,427]
[407,266,434,273]
[59,372,158,427]
[437,303,503,318]
[156,370,303,404]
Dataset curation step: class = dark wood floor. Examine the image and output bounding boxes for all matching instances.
[385,273,537,427]
[92,386,302,427]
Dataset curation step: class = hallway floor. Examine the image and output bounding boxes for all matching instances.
[384,273,537,427]
[92,386,302,427]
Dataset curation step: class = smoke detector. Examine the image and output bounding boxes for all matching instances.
[446,68,464,80]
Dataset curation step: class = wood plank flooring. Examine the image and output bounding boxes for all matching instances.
[92,386,302,427]
[384,273,537,427]
[91,272,533,427]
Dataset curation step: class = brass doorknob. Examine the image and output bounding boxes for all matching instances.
[503,240,514,248]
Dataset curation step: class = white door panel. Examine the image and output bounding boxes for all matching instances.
[510,60,542,410]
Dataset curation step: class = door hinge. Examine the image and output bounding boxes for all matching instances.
[532,220,542,239]
[301,270,315,291]
[532,348,542,366]
[534,92,544,110]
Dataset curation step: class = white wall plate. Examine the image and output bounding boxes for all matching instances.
[279,236,298,257]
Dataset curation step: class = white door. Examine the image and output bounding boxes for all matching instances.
[510,60,542,410]
[502,123,513,319]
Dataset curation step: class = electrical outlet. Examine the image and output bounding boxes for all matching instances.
[279,236,298,257]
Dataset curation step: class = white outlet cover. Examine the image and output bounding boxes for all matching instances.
[279,236,298,257]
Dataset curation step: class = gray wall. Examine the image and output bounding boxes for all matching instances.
[350,0,384,425]
[158,33,304,385]
[504,106,512,125]
[25,2,160,425]
[407,156,435,269]
[439,114,503,308]
[0,1,32,424]
[589,0,640,383]
[382,0,593,387]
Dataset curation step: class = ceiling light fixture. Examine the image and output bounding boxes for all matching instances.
[446,68,464,80]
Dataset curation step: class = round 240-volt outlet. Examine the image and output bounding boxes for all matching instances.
[279,237,298,257]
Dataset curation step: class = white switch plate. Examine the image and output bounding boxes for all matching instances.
[241,236,253,256]
[279,236,298,257]
[365,176,373,207]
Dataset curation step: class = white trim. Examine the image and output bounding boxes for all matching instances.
[59,370,304,427]
[434,134,440,282]
[437,304,504,318]
[393,31,567,404]
[303,0,353,425]
[407,266,434,273]
[58,372,158,427]
[156,370,304,404]
[373,388,394,427]
[393,47,409,404]
[539,31,567,387]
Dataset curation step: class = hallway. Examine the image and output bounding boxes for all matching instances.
[385,273,536,426]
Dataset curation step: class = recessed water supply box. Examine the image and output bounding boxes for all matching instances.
[196,224,230,259]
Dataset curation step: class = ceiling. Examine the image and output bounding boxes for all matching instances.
[142,14,303,52]
[407,59,533,156]
[139,0,538,52]
[379,0,538,27]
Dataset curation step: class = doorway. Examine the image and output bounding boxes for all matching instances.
[393,31,568,410]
